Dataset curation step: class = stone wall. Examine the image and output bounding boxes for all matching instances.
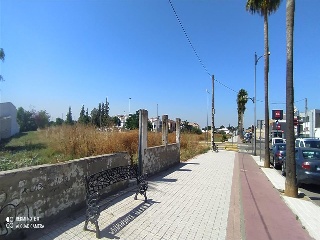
[0,110,181,239]
[144,144,180,177]
[138,110,181,176]
[0,152,130,238]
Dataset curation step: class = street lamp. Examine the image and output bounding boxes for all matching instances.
[206,89,210,146]
[254,52,264,156]
[129,97,132,115]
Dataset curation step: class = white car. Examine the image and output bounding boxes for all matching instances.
[271,137,284,146]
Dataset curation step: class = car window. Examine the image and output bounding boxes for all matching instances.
[301,150,320,159]
[299,141,304,147]
[305,141,320,149]
[295,140,299,147]
[275,139,283,144]
[314,151,320,159]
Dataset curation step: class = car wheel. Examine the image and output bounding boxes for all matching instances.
[281,163,286,176]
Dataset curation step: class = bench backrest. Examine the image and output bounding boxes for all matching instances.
[85,165,138,196]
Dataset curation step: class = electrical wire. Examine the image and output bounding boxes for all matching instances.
[168,0,239,94]
[168,0,211,77]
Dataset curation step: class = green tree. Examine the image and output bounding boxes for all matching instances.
[66,107,74,125]
[191,126,202,135]
[34,110,50,129]
[91,108,99,127]
[0,48,4,82]
[181,120,190,132]
[285,0,297,198]
[112,116,121,127]
[55,117,64,126]
[16,107,37,132]
[85,108,91,124]
[125,111,139,130]
[79,105,91,125]
[237,89,248,139]
[246,0,282,168]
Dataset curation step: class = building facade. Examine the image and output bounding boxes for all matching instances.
[299,109,320,138]
[0,102,20,140]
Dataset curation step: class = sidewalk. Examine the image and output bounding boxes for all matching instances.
[29,151,236,240]
[22,138,320,240]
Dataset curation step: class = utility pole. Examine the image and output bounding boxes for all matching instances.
[156,103,159,132]
[211,75,215,150]
[305,98,308,136]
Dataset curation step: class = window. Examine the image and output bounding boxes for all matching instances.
[305,141,320,149]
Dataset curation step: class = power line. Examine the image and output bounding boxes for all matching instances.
[214,78,237,93]
[168,0,211,77]
[168,0,240,95]
[270,98,306,105]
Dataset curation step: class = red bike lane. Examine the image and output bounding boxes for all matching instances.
[228,152,311,240]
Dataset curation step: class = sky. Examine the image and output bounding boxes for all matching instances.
[0,0,319,129]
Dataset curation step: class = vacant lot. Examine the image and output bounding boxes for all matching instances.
[0,125,221,171]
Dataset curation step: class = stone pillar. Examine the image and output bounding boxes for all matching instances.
[162,115,168,146]
[176,118,181,146]
[138,109,148,175]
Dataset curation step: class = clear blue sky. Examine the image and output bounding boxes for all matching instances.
[1,0,319,129]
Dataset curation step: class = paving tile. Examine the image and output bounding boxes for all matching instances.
[27,151,236,240]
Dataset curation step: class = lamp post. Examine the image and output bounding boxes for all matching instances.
[129,97,131,115]
[254,52,263,156]
[206,89,210,146]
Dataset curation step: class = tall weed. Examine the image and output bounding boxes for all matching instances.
[1,125,210,170]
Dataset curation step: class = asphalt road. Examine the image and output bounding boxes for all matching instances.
[240,139,320,207]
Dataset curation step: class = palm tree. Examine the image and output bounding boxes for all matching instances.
[285,0,297,198]
[246,0,282,168]
[237,89,248,140]
[0,48,4,61]
[0,48,4,82]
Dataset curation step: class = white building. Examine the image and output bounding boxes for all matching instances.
[0,102,20,140]
[299,109,320,138]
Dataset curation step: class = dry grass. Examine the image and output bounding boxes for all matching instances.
[1,124,211,170]
[44,124,210,162]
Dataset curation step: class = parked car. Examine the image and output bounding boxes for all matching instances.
[282,147,320,186]
[295,138,320,148]
[270,143,286,169]
[243,132,252,143]
[271,137,284,146]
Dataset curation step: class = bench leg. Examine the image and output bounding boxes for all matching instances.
[134,191,138,200]
[144,192,147,203]
[95,222,101,239]
[84,220,89,231]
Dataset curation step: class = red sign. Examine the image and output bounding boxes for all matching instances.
[272,110,283,120]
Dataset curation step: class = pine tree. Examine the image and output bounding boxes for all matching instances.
[78,105,86,124]
[66,107,73,125]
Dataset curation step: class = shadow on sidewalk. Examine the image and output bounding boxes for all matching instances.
[97,199,160,239]
[22,159,201,239]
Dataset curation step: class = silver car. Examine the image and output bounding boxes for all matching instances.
[282,147,320,186]
[270,143,286,169]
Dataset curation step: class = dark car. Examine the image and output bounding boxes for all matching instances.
[282,147,320,186]
[270,143,286,169]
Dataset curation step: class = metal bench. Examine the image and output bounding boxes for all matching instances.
[83,164,148,238]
